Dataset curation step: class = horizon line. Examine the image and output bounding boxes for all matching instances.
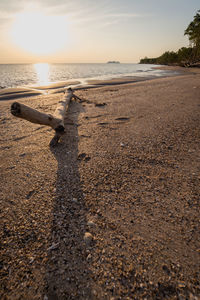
[0,61,139,65]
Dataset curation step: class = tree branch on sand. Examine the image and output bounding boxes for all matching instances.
[11,88,79,146]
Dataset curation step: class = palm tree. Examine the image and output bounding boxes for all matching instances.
[184,10,200,62]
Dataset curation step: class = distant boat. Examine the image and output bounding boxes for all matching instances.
[107,61,120,64]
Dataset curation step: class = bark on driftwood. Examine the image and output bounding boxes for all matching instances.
[11,88,74,146]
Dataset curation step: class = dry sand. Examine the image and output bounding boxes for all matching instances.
[0,68,200,299]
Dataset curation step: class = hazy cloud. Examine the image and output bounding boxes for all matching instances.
[97,20,119,29]
[107,13,151,18]
[0,0,26,13]
[0,0,148,22]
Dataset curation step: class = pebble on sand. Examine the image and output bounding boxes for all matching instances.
[84,232,93,246]
[87,220,96,227]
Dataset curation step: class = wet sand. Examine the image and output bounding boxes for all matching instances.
[0,69,200,299]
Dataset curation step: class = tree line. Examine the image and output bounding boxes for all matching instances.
[140,10,200,66]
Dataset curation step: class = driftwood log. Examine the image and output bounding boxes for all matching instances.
[11,88,74,146]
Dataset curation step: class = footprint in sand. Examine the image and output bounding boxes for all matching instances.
[80,134,91,138]
[77,153,91,162]
[115,117,130,121]
[98,122,109,126]
[95,103,107,107]
[85,115,103,120]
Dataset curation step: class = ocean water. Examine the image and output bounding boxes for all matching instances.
[0,63,177,90]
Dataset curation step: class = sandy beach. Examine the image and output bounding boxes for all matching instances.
[0,68,200,299]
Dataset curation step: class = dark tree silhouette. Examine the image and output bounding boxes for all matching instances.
[140,10,200,66]
[184,10,200,62]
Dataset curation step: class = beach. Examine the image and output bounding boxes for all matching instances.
[0,68,200,299]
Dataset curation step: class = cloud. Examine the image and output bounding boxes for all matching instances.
[67,11,149,28]
[107,13,150,18]
[0,0,149,30]
[38,0,111,16]
[96,20,119,29]
[0,0,26,13]
[0,0,148,20]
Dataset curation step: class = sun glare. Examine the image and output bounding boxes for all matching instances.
[11,12,69,55]
[34,63,50,85]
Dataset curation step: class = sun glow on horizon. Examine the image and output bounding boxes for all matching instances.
[11,12,70,55]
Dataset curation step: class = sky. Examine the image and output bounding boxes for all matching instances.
[0,0,199,63]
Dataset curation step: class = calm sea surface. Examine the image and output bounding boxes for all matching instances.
[0,63,176,89]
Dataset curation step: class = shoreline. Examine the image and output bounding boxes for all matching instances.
[0,65,189,102]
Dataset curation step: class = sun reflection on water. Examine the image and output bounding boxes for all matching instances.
[34,63,50,86]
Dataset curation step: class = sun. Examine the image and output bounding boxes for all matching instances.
[11,12,69,55]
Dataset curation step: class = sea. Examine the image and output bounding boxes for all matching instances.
[0,63,177,89]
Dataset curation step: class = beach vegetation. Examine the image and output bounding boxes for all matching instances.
[140,10,200,67]
[184,10,200,61]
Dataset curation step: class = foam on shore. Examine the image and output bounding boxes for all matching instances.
[0,80,81,101]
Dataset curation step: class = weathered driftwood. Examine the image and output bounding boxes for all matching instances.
[53,88,73,128]
[50,88,73,146]
[11,88,74,146]
[11,102,61,129]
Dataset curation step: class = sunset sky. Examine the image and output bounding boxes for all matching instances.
[0,0,199,64]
